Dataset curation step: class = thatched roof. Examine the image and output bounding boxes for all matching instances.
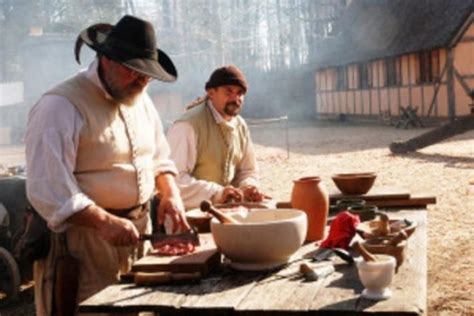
[313,0,474,69]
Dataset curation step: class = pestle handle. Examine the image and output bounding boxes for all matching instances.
[200,200,240,224]
[353,241,377,262]
[388,230,408,246]
[378,212,390,236]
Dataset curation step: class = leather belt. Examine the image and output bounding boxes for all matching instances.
[107,201,150,220]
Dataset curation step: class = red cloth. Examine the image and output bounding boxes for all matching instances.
[320,211,360,249]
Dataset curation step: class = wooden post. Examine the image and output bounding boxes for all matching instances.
[352,66,357,113]
[285,118,289,159]
[377,60,382,115]
[421,60,425,115]
[454,67,472,96]
[408,54,412,106]
[397,57,402,115]
[368,63,372,115]
[446,48,456,122]
[359,69,364,114]
[315,72,319,115]
[427,62,447,117]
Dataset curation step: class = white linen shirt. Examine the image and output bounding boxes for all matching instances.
[166,102,259,210]
[25,59,177,232]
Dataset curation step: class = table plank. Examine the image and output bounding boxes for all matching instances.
[277,196,436,209]
[79,210,427,315]
[180,269,264,313]
[329,186,411,202]
[79,283,186,314]
[234,245,328,312]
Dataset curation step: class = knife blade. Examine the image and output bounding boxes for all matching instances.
[139,228,200,246]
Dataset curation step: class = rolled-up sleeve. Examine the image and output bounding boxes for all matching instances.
[25,95,94,232]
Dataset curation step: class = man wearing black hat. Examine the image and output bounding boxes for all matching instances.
[167,65,268,210]
[25,15,190,315]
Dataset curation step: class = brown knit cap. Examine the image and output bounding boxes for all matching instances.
[205,65,248,93]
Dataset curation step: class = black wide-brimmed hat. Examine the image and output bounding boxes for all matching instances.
[75,15,177,82]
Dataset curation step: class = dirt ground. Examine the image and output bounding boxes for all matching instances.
[0,119,473,315]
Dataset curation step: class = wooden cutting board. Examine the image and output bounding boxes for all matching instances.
[329,185,411,202]
[132,234,221,276]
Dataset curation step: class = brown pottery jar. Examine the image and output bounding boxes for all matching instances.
[291,176,329,241]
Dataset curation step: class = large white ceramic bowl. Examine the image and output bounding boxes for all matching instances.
[356,254,396,300]
[210,209,307,271]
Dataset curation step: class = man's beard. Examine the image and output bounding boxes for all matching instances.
[112,85,145,106]
[224,102,241,117]
[103,73,146,106]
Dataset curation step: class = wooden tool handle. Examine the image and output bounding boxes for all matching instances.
[378,212,390,236]
[299,263,318,281]
[353,241,377,262]
[170,272,202,282]
[388,230,408,246]
[134,272,172,285]
[134,271,201,286]
[200,200,240,224]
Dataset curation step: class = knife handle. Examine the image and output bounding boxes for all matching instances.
[139,234,152,241]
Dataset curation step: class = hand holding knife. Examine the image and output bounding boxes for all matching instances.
[139,227,200,247]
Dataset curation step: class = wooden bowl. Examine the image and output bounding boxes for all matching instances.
[331,172,376,195]
[362,238,407,272]
[357,219,417,239]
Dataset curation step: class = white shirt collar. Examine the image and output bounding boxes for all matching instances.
[84,58,114,100]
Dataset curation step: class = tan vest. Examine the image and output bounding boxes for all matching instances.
[46,73,156,209]
[178,101,249,186]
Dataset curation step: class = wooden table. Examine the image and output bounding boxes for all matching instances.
[79,209,426,315]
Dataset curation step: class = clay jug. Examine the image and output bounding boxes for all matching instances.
[291,176,329,241]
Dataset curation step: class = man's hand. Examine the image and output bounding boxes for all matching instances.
[99,214,140,247]
[220,186,243,203]
[69,204,140,247]
[156,172,191,234]
[158,193,190,234]
[241,185,267,202]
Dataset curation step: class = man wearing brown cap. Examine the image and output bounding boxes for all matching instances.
[167,65,268,209]
[25,15,191,315]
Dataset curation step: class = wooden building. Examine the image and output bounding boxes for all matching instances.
[313,0,474,121]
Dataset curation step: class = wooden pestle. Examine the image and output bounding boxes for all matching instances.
[388,230,408,246]
[200,200,240,224]
[378,213,390,236]
[353,241,377,262]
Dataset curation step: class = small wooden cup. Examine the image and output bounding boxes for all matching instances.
[361,238,407,272]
